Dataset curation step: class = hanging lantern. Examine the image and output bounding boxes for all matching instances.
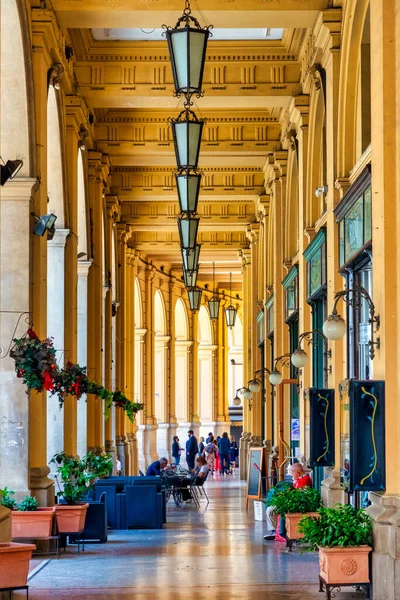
[188,286,202,312]
[181,244,201,272]
[208,261,220,320]
[178,214,199,252]
[175,170,201,214]
[170,109,205,171]
[182,267,198,288]
[163,0,212,99]
[225,272,237,329]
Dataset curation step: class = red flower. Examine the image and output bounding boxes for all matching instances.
[43,370,54,391]
[27,329,39,340]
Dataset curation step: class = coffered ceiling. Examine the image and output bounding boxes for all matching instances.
[64,1,323,284]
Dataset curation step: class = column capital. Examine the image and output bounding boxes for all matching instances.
[106,195,121,221]
[0,177,37,201]
[115,223,132,244]
[78,259,93,276]
[47,228,70,248]
[246,223,260,246]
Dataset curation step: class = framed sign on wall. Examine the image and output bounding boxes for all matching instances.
[306,388,335,468]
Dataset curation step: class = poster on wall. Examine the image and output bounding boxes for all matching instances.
[307,388,335,468]
[350,380,386,493]
[291,419,300,442]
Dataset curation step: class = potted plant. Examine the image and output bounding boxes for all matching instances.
[298,504,373,586]
[50,451,112,533]
[11,495,56,539]
[272,486,322,540]
[0,541,36,589]
[0,487,17,510]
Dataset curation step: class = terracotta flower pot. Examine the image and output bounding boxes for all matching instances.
[55,503,89,533]
[285,512,320,540]
[12,507,56,539]
[0,542,36,588]
[319,545,372,585]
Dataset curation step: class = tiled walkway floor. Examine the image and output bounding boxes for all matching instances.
[20,476,365,599]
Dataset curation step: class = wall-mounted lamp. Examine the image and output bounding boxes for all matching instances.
[269,354,291,386]
[323,286,380,359]
[248,367,271,393]
[234,386,253,410]
[291,329,330,369]
[0,158,23,186]
[31,213,57,239]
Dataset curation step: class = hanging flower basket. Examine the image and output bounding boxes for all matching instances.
[112,391,144,422]
[10,329,57,393]
[52,362,89,408]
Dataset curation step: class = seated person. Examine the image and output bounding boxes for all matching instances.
[146,457,168,476]
[194,456,209,485]
[264,463,312,540]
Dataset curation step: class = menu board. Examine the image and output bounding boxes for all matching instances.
[246,447,265,508]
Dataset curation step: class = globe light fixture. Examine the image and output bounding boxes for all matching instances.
[248,379,261,393]
[243,389,253,401]
[163,0,212,99]
[175,170,202,214]
[225,272,237,329]
[324,286,380,359]
[208,261,220,320]
[269,370,283,386]
[182,244,201,272]
[323,313,347,340]
[177,214,199,252]
[233,395,241,407]
[170,108,205,171]
[291,348,309,369]
[188,286,202,312]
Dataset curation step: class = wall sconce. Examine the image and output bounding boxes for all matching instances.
[0,158,23,186]
[234,386,253,410]
[31,213,57,239]
[315,185,328,198]
[291,329,330,369]
[269,354,291,386]
[323,286,380,359]
[248,367,271,393]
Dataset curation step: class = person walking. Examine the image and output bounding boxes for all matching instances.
[172,435,182,466]
[186,430,199,471]
[218,432,231,475]
[229,435,238,471]
[206,432,213,443]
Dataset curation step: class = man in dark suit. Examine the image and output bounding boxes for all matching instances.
[186,430,198,470]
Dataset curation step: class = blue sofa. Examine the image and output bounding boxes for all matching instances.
[94,476,165,530]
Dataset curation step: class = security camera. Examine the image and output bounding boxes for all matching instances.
[315,185,328,198]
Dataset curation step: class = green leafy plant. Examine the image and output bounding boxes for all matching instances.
[0,487,17,510]
[18,496,39,512]
[51,451,113,505]
[272,486,322,516]
[298,504,373,550]
[265,481,293,508]
[10,330,57,393]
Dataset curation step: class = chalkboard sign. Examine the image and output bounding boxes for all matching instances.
[246,447,265,508]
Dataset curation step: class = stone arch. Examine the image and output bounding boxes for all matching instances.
[285,146,299,262]
[337,0,371,178]
[77,150,88,257]
[0,0,33,176]
[228,313,243,407]
[174,296,190,424]
[47,85,67,226]
[306,81,326,227]
[154,289,167,336]
[154,289,167,424]
[198,305,213,424]
[134,277,143,329]
[175,297,189,340]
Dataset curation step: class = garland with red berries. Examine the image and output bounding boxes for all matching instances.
[11,331,143,422]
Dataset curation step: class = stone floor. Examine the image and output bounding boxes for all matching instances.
[19,475,366,599]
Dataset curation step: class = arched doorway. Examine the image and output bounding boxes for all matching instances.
[198,305,214,440]
[154,289,168,457]
[46,84,68,466]
[175,297,191,444]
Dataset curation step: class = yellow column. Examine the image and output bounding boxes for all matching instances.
[190,310,200,432]
[87,152,107,453]
[115,224,132,473]
[247,224,262,439]
[29,33,53,505]
[166,279,178,461]
[240,250,252,433]
[63,111,81,457]
[273,153,288,447]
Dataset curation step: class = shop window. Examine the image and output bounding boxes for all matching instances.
[336,167,372,269]
[282,266,299,322]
